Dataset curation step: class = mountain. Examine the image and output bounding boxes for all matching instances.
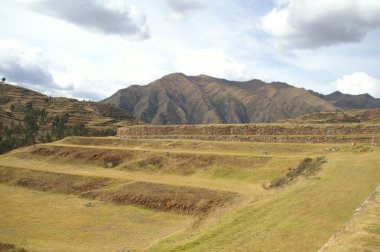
[280,108,380,124]
[102,73,339,124]
[0,83,136,129]
[0,83,137,153]
[310,90,380,110]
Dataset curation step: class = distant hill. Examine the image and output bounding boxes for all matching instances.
[279,108,380,124]
[310,90,380,110]
[0,83,136,129]
[102,73,338,124]
[0,83,136,153]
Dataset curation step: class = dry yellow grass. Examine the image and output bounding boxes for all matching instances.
[321,184,380,252]
[0,184,192,252]
[0,137,379,251]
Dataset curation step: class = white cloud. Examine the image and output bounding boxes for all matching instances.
[165,0,204,12]
[334,72,380,97]
[261,0,380,49]
[0,40,71,90]
[164,0,205,19]
[175,49,246,79]
[1,0,379,102]
[28,0,150,39]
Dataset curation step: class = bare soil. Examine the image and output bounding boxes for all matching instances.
[25,145,270,174]
[0,242,26,252]
[0,166,238,215]
[82,181,238,215]
[0,166,114,194]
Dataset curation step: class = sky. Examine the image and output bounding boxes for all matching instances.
[0,0,380,100]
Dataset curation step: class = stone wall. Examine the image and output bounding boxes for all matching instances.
[372,136,380,146]
[117,124,380,144]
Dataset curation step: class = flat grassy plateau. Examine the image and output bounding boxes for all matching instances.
[0,136,379,251]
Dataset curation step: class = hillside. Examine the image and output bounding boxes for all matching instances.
[0,83,136,153]
[310,90,380,110]
[280,108,380,124]
[102,73,338,124]
[0,83,136,128]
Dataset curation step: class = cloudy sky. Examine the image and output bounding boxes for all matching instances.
[0,0,380,100]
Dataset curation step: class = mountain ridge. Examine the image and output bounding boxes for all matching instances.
[308,90,380,109]
[102,73,345,124]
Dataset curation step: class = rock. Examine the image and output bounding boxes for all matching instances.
[117,248,131,252]
[326,147,339,152]
[84,202,94,207]
[117,125,380,144]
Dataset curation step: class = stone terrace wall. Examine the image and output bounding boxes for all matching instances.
[118,124,380,136]
[373,136,380,146]
[117,124,380,144]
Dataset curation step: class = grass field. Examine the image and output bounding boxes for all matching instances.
[0,136,379,251]
[321,184,380,251]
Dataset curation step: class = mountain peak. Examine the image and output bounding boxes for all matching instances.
[162,72,187,79]
[362,93,373,98]
[321,90,380,110]
[330,91,343,95]
[196,74,214,79]
[102,73,339,124]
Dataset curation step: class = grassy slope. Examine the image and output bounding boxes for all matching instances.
[151,149,380,251]
[322,184,380,251]
[39,138,329,184]
[0,184,191,252]
[0,138,379,251]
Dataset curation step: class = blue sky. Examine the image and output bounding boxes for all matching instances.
[0,0,379,100]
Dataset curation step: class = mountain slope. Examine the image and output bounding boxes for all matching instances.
[0,83,136,129]
[280,108,380,124]
[310,91,380,110]
[102,73,338,124]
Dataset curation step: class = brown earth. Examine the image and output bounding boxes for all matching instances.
[27,145,132,168]
[24,145,270,174]
[0,166,114,194]
[0,166,237,215]
[82,181,238,215]
[0,242,27,252]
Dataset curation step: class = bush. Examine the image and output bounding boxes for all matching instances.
[269,176,288,188]
[268,156,327,188]
[287,156,326,179]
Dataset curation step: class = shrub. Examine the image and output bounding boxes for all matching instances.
[269,176,288,188]
[268,156,327,188]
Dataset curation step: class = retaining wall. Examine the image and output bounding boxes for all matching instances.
[117,124,380,145]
